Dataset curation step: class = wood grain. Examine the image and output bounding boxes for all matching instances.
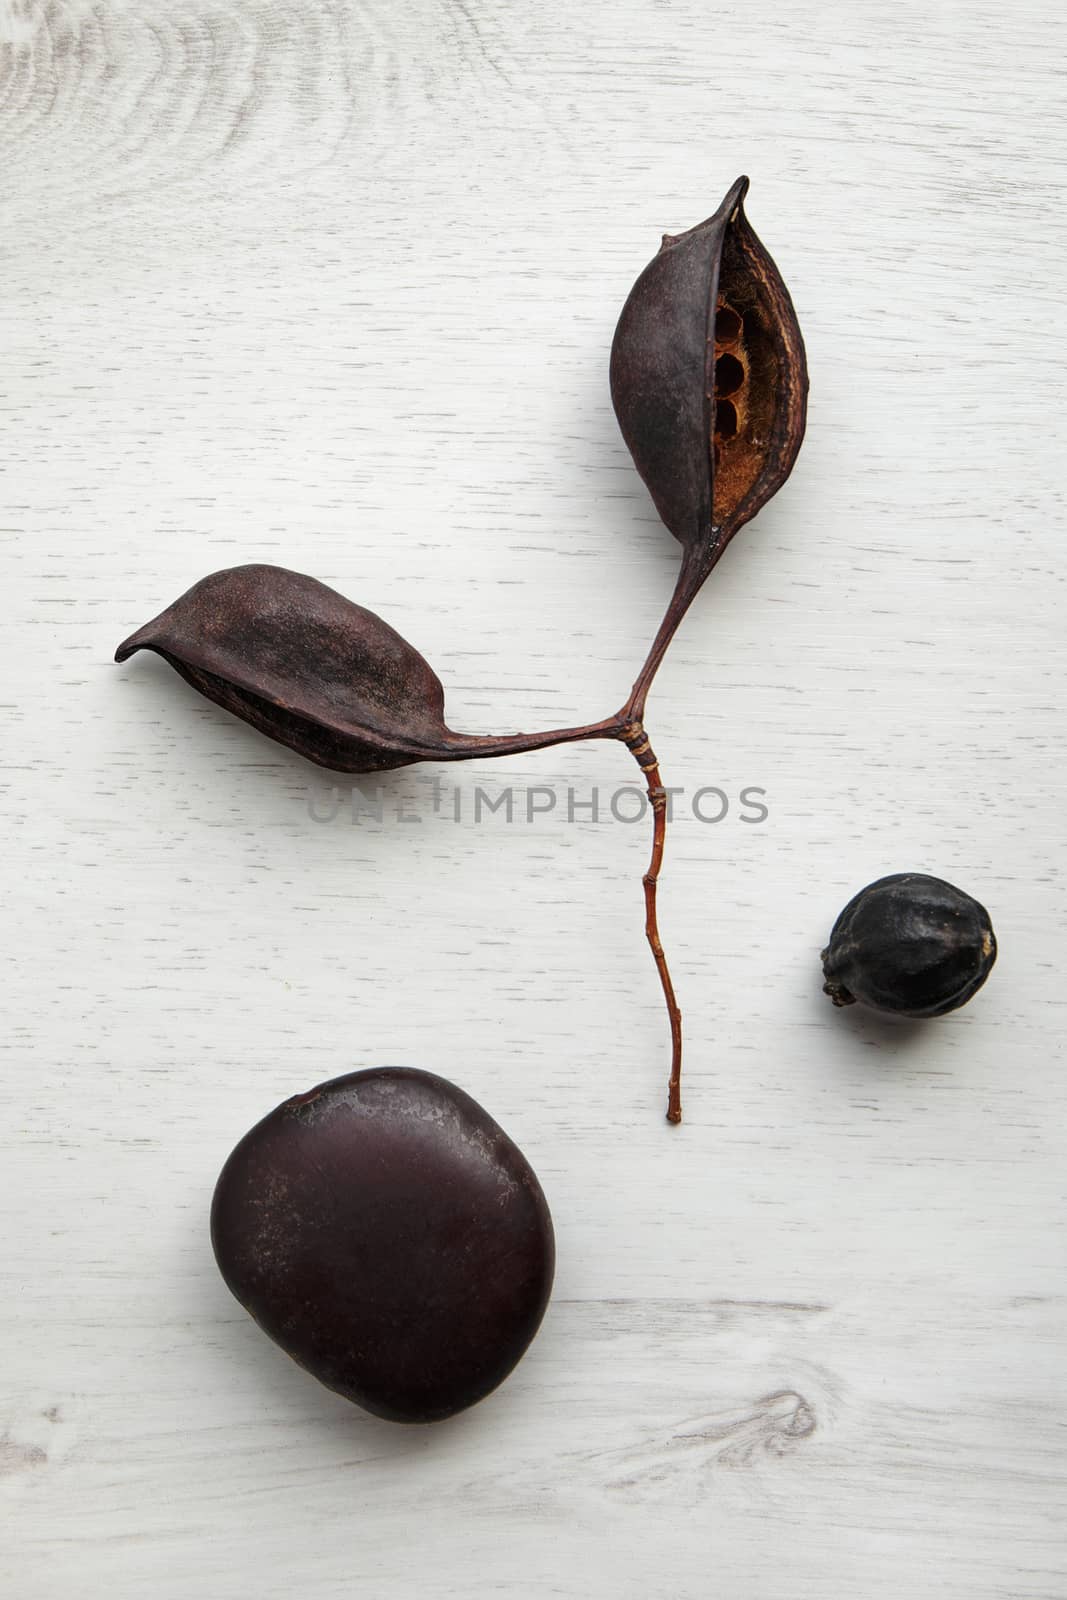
[2,0,1065,1595]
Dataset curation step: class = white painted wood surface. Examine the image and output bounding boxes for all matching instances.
[2,1,1065,1594]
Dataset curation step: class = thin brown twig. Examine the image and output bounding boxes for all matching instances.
[622,725,683,1123]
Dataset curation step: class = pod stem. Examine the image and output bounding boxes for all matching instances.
[447,537,715,765]
[622,723,683,1124]
[624,540,714,724]
[444,712,628,763]
[447,541,710,1124]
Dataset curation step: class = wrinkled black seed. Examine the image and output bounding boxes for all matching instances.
[821,873,997,1018]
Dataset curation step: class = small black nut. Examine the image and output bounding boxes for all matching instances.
[821,873,996,1018]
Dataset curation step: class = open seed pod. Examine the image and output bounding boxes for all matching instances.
[610,174,808,567]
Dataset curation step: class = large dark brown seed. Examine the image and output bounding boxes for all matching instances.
[211,1068,555,1423]
[610,175,808,563]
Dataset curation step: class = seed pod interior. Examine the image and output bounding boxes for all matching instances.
[712,204,807,537]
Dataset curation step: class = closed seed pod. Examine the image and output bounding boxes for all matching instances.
[114,564,618,774]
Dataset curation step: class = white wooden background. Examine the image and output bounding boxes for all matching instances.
[2,0,1065,1594]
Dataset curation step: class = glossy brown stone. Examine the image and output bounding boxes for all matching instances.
[211,1069,555,1423]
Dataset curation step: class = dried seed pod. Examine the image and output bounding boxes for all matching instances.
[610,174,807,564]
[821,874,997,1018]
[116,565,452,772]
[116,181,810,1124]
[115,564,619,774]
[211,1068,555,1423]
